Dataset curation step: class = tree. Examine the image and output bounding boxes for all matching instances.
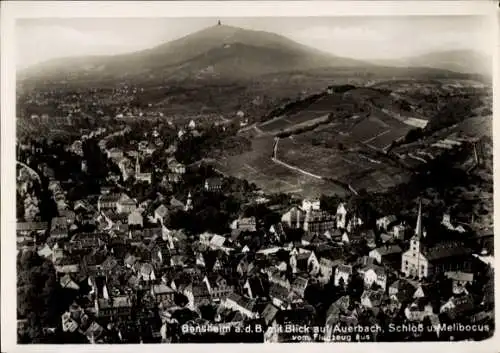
[199,304,217,321]
[17,251,58,342]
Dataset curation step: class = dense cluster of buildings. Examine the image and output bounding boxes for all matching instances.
[15,119,494,344]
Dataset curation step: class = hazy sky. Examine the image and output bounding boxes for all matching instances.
[16,16,492,70]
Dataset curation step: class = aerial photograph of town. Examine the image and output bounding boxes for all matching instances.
[13,13,494,344]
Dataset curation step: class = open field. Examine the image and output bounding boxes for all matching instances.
[276,137,411,193]
[214,135,349,197]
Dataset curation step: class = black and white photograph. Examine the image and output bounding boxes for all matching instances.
[1,0,497,349]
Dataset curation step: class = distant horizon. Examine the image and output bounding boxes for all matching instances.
[16,16,493,71]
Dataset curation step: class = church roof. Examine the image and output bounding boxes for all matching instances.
[415,199,423,238]
[424,243,473,262]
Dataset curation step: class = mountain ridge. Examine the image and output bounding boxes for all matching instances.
[18,24,490,83]
[371,49,491,76]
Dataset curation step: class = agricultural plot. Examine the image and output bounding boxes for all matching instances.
[231,88,424,196]
[348,117,391,143]
[367,128,409,150]
[276,137,411,193]
[216,135,347,197]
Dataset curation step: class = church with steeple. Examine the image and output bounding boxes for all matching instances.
[401,200,474,280]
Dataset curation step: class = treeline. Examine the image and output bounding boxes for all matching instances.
[175,126,251,165]
[262,92,326,122]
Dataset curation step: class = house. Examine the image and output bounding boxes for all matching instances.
[346,215,363,233]
[412,284,426,299]
[267,268,291,289]
[261,303,280,327]
[269,283,292,310]
[170,255,188,268]
[336,203,348,229]
[203,275,234,301]
[99,256,119,275]
[269,223,287,243]
[51,246,65,263]
[37,244,53,259]
[361,289,385,309]
[117,194,136,214]
[440,294,475,319]
[231,216,257,232]
[333,265,352,287]
[290,250,319,274]
[401,201,473,279]
[97,194,121,212]
[204,177,223,192]
[69,232,105,251]
[188,119,196,129]
[209,234,227,249]
[441,213,462,232]
[281,207,306,229]
[318,257,336,283]
[154,204,169,225]
[95,296,133,318]
[291,276,308,298]
[221,293,259,319]
[376,215,397,231]
[61,304,90,334]
[369,245,403,264]
[388,280,416,307]
[236,256,256,276]
[405,299,434,322]
[16,222,48,243]
[390,223,407,240]
[128,210,144,227]
[54,258,80,274]
[60,210,76,225]
[184,283,212,309]
[74,200,94,214]
[301,199,321,211]
[168,159,186,175]
[445,271,474,295]
[139,263,156,282]
[358,265,387,291]
[151,284,175,304]
[61,312,79,333]
[167,173,182,183]
[243,276,267,299]
[303,210,336,235]
[60,274,80,291]
[106,148,124,160]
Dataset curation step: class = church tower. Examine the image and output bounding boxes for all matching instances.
[410,199,423,254]
[184,192,193,212]
[135,154,140,176]
[401,199,429,279]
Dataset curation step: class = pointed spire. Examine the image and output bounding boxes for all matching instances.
[415,199,422,238]
[135,153,140,175]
